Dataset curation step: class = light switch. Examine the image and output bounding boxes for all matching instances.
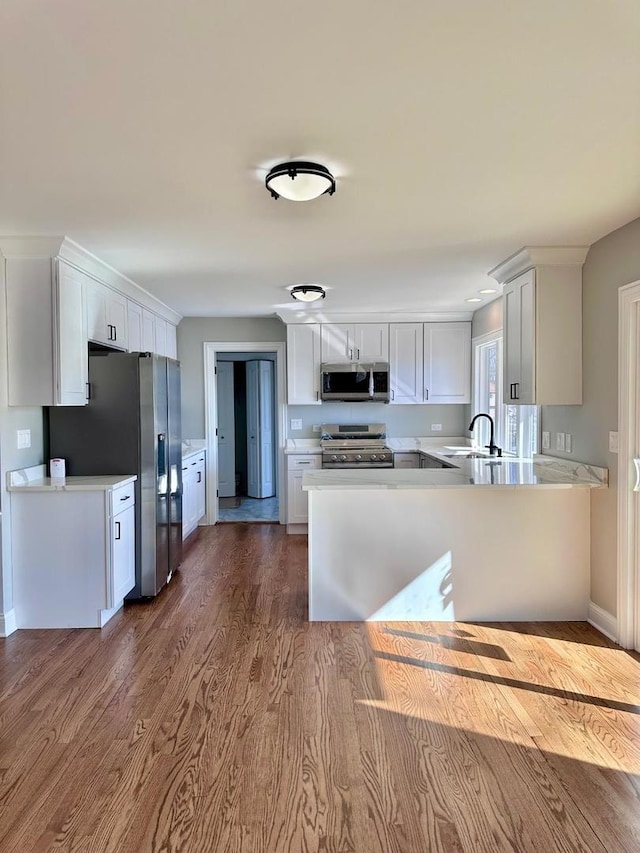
[556,432,565,451]
[542,431,550,450]
[16,429,31,449]
[290,418,303,431]
[431,424,442,431]
[609,431,619,453]
[565,433,572,453]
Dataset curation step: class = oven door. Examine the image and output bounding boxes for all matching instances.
[321,362,390,402]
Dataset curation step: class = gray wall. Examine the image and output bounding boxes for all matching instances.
[541,217,640,615]
[287,402,466,438]
[472,298,503,338]
[177,317,286,438]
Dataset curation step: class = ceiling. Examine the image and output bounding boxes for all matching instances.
[1,1,639,318]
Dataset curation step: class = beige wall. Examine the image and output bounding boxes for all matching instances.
[542,217,640,616]
[177,317,286,438]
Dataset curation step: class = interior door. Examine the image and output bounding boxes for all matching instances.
[247,360,275,499]
[216,362,236,498]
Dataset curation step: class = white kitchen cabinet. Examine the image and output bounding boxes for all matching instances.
[389,323,423,404]
[182,450,206,539]
[85,278,128,350]
[321,323,389,362]
[9,474,137,628]
[154,316,168,357]
[287,324,321,405]
[4,257,89,406]
[142,308,156,352]
[127,301,143,351]
[490,248,586,406]
[287,453,321,528]
[166,322,178,359]
[423,322,471,404]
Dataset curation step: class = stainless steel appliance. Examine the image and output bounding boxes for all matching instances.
[321,423,394,468]
[48,351,182,599]
[320,362,390,402]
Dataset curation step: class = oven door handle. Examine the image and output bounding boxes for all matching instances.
[369,368,374,398]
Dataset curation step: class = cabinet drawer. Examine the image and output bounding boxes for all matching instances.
[110,482,135,515]
[287,454,321,471]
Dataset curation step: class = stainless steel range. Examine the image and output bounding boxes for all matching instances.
[320,423,394,469]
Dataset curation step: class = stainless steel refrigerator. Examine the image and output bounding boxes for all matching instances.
[48,351,182,598]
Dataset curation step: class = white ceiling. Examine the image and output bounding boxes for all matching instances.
[1,0,639,318]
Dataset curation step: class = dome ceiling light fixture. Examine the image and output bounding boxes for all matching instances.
[289,284,326,303]
[266,161,336,201]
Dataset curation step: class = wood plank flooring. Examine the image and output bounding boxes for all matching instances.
[1,524,639,852]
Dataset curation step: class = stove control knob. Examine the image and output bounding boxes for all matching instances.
[340,454,348,461]
[371,454,378,461]
[331,454,338,461]
[355,454,362,461]
[379,454,387,461]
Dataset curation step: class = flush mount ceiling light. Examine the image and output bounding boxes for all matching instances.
[289,285,326,302]
[266,161,336,201]
[479,288,497,294]
[465,297,482,303]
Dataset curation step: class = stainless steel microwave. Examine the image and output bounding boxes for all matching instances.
[320,362,390,402]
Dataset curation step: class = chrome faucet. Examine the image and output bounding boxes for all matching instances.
[468,413,502,457]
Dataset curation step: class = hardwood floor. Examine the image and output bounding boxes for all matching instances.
[1,524,639,852]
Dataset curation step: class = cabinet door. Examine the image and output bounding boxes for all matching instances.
[503,279,521,401]
[321,323,354,362]
[85,278,108,344]
[423,323,471,404]
[182,467,195,539]
[287,324,321,404]
[287,471,309,524]
[195,459,206,521]
[355,324,389,361]
[389,323,423,404]
[142,309,155,352]
[518,271,536,404]
[110,503,135,605]
[166,323,177,359]
[106,290,128,350]
[127,301,143,352]
[56,261,89,406]
[154,316,167,357]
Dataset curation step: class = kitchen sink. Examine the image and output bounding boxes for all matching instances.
[441,451,491,459]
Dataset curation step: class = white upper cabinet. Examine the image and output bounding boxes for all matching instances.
[154,316,168,357]
[321,323,389,362]
[423,322,471,404]
[287,324,321,405]
[56,262,90,405]
[390,323,423,404]
[166,322,177,359]
[142,308,155,352]
[490,247,587,406]
[85,279,128,350]
[127,301,143,352]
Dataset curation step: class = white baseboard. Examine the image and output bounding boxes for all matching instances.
[0,609,17,637]
[587,602,618,643]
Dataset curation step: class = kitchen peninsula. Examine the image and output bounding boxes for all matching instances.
[304,453,607,622]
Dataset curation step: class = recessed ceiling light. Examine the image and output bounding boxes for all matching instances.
[479,288,497,294]
[266,161,336,201]
[465,297,482,303]
[289,284,326,302]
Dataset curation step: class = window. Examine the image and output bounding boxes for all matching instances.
[473,331,538,458]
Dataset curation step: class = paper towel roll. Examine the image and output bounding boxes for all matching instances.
[50,458,66,478]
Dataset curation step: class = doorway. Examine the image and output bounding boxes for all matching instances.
[203,341,286,526]
[216,353,277,522]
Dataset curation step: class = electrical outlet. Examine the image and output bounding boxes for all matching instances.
[290,418,303,431]
[565,433,572,453]
[556,432,565,452]
[16,429,31,449]
[312,424,321,433]
[431,423,442,432]
[542,431,550,450]
[609,431,619,453]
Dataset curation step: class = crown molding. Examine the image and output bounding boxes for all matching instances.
[488,246,590,286]
[275,310,473,325]
[0,235,182,325]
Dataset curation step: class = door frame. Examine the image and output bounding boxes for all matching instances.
[203,341,286,525]
[617,279,640,650]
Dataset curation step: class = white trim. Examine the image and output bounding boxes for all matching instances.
[0,609,17,637]
[276,310,473,325]
[617,279,640,650]
[587,602,618,644]
[203,342,287,526]
[488,246,589,285]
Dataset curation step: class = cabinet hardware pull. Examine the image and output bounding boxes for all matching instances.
[425,389,429,400]
[120,495,130,501]
[298,461,311,465]
[514,382,520,400]
[191,461,197,466]
[115,521,121,540]
[113,325,117,341]
[348,347,353,359]
[391,389,395,401]
[356,348,360,360]
[197,472,202,483]
[86,382,91,400]
[316,390,319,401]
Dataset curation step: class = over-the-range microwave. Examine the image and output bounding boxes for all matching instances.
[320,362,390,403]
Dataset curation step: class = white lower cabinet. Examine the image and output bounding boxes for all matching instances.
[10,477,137,628]
[287,454,321,528]
[182,451,206,539]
